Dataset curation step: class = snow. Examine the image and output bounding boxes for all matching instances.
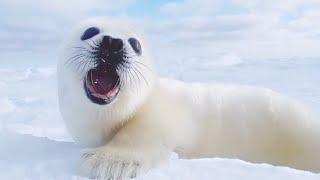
[1,58,320,179]
[1,134,319,180]
[141,158,319,180]
[0,133,79,180]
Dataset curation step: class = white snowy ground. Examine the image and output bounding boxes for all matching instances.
[1,57,320,179]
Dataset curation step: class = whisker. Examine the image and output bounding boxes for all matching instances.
[130,66,141,90]
[132,64,149,86]
[132,61,152,72]
[66,40,152,93]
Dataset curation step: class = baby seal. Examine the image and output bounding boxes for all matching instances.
[58,18,320,179]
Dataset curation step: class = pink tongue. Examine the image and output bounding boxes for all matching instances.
[86,69,119,99]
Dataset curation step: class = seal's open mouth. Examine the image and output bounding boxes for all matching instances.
[84,66,120,105]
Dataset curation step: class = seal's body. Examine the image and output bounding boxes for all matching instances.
[58,18,320,179]
[159,79,320,171]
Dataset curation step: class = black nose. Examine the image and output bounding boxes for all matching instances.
[101,35,123,54]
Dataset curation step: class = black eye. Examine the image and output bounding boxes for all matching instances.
[128,38,142,55]
[81,27,100,40]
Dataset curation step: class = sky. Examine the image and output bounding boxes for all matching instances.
[1,0,320,67]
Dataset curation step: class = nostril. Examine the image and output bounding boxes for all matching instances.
[111,38,123,52]
[101,36,123,53]
[101,36,113,47]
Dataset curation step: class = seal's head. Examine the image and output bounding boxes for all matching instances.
[59,18,154,105]
[58,18,156,146]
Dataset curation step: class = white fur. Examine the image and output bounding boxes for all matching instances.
[58,18,320,179]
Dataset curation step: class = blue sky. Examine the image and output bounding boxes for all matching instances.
[1,0,320,67]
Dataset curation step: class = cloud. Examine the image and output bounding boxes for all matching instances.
[0,0,135,55]
[288,9,320,34]
[0,0,320,65]
[233,0,320,13]
[153,0,320,60]
[161,0,224,16]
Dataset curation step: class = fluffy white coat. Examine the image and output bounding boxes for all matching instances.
[58,18,320,179]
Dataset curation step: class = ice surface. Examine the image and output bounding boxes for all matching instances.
[1,133,319,180]
[140,158,319,180]
[1,58,320,179]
